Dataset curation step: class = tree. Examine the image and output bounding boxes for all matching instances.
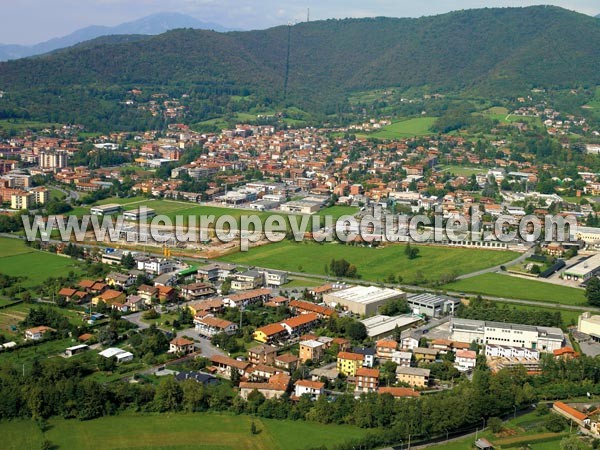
[586,277,600,306]
[121,252,136,269]
[154,376,183,412]
[487,416,504,433]
[405,243,420,260]
[250,421,258,435]
[347,322,367,341]
[560,435,588,450]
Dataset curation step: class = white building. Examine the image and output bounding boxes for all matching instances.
[294,379,325,399]
[484,344,539,360]
[324,286,406,316]
[360,314,421,339]
[391,350,412,367]
[136,257,178,275]
[98,347,134,363]
[454,350,477,372]
[450,318,564,352]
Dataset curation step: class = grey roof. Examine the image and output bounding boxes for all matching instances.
[396,366,430,376]
[408,293,459,307]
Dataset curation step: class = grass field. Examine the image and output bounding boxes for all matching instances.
[0,302,31,336]
[0,238,82,287]
[0,413,369,450]
[439,165,486,177]
[366,117,437,139]
[443,273,587,305]
[222,241,519,284]
[0,119,61,131]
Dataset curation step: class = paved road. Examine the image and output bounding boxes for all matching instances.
[50,184,80,202]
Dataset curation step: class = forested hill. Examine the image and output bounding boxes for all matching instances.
[1,6,599,131]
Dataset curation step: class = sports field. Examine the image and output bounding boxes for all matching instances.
[443,273,587,305]
[367,117,437,139]
[222,241,518,284]
[0,413,369,450]
[0,238,82,287]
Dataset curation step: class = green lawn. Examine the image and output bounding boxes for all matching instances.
[0,239,82,287]
[439,165,487,177]
[443,273,587,305]
[0,413,369,450]
[222,241,519,284]
[367,117,437,139]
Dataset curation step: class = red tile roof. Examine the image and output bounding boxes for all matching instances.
[377,387,420,398]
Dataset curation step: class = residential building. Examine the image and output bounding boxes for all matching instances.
[10,191,32,210]
[274,353,300,372]
[231,270,263,290]
[377,387,420,399]
[24,326,55,340]
[239,373,290,400]
[299,340,326,363]
[454,350,477,372]
[355,368,379,394]
[353,347,376,367]
[169,337,195,355]
[92,289,126,306]
[248,344,278,365]
[210,355,250,379]
[180,282,215,301]
[253,323,287,343]
[105,272,135,289]
[289,299,336,318]
[263,270,288,287]
[413,347,438,362]
[376,339,398,360]
[337,351,364,377]
[391,351,412,367]
[281,313,320,337]
[194,316,238,337]
[396,366,430,388]
[294,379,325,399]
[223,289,271,308]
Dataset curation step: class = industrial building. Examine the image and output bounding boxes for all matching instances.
[323,285,406,316]
[90,204,121,216]
[450,318,564,352]
[578,312,600,342]
[360,314,421,339]
[562,253,600,282]
[407,293,461,318]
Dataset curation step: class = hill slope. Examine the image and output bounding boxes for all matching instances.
[0,12,230,61]
[0,6,599,131]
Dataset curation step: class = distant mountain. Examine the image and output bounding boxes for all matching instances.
[0,12,231,61]
[1,6,599,131]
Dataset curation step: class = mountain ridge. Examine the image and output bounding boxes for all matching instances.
[0,6,599,131]
[0,12,231,61]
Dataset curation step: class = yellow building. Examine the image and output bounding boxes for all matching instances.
[252,323,287,343]
[336,351,364,377]
[92,289,126,306]
[31,187,49,205]
[396,367,430,388]
[578,312,600,340]
[11,191,33,210]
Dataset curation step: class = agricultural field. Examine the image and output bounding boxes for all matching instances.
[443,273,587,305]
[222,241,519,284]
[0,238,82,287]
[366,117,437,139]
[0,302,31,337]
[0,413,370,450]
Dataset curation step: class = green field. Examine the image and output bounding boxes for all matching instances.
[494,301,581,328]
[222,241,518,284]
[443,273,587,305]
[0,238,82,287]
[0,118,62,131]
[440,165,486,177]
[0,413,369,450]
[366,117,437,139]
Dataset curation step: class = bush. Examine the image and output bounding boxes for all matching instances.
[488,416,504,433]
[544,414,566,432]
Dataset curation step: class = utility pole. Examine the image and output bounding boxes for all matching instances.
[307,8,310,22]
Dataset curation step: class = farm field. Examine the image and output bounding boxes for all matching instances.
[221,241,519,284]
[366,117,437,139]
[0,238,82,287]
[0,238,79,287]
[443,273,587,305]
[0,413,370,450]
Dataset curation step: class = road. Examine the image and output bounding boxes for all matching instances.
[50,184,80,202]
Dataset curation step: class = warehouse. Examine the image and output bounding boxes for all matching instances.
[323,285,406,316]
[360,314,421,339]
[578,312,600,342]
[407,293,460,318]
[90,203,121,216]
[562,253,600,282]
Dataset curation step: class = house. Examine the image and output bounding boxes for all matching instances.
[294,379,325,399]
[194,316,238,337]
[280,313,320,337]
[188,298,224,315]
[332,337,351,352]
[223,288,271,308]
[231,270,263,290]
[105,272,135,289]
[474,438,495,450]
[274,353,300,372]
[180,282,215,301]
[289,299,336,318]
[92,289,126,307]
[169,337,195,355]
[396,366,430,388]
[353,347,376,367]
[553,346,579,360]
[337,351,364,377]
[239,373,290,400]
[401,335,420,351]
[377,387,420,398]
[376,339,398,360]
[57,287,89,304]
[431,339,453,353]
[310,284,334,299]
[263,270,288,287]
[196,264,220,282]
[210,355,250,379]
[454,350,477,372]
[138,284,158,304]
[253,323,287,343]
[24,326,55,340]
[247,364,282,382]
[153,272,178,287]
[355,368,379,394]
[248,344,278,365]
[124,295,145,312]
[299,340,326,363]
[391,351,412,367]
[413,347,438,362]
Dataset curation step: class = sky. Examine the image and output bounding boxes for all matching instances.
[1,0,599,45]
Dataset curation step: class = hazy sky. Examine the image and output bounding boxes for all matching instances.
[2,0,599,45]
